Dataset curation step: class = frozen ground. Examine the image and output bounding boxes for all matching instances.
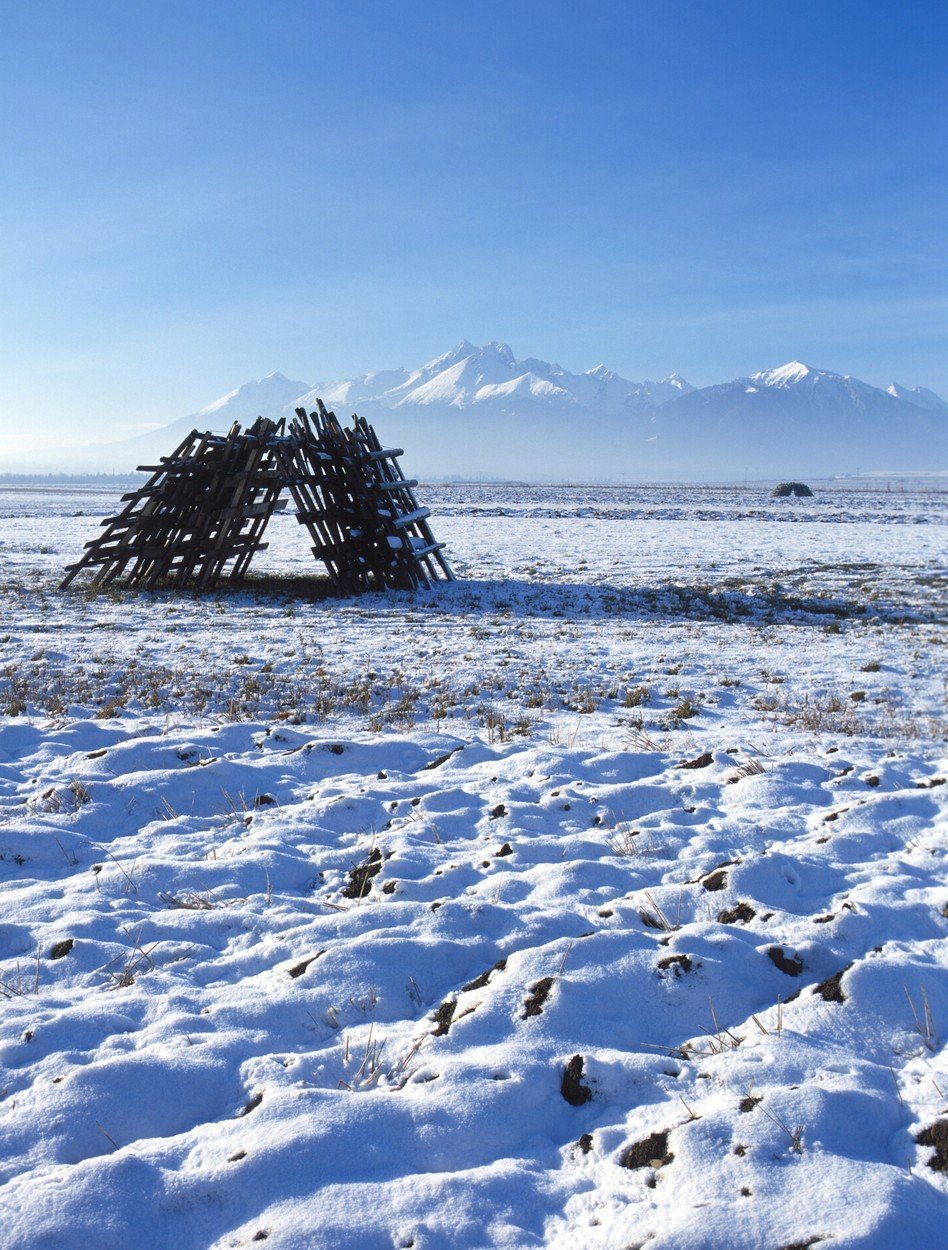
[0,482,945,1249]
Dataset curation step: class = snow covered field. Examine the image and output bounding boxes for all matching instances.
[0,482,945,1249]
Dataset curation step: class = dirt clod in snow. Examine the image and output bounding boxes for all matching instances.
[287,952,324,978]
[490,803,507,819]
[768,947,804,976]
[461,958,507,992]
[424,747,463,770]
[657,954,693,976]
[679,752,714,770]
[49,939,73,960]
[561,1054,592,1106]
[238,1092,263,1117]
[916,1119,948,1172]
[431,1000,457,1036]
[523,977,555,1018]
[718,902,756,924]
[701,868,729,892]
[620,1130,673,1170]
[814,964,852,1002]
[343,847,382,899]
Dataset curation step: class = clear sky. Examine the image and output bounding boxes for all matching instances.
[1,0,945,455]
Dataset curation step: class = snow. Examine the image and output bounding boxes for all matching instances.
[887,383,948,414]
[196,373,313,422]
[752,362,815,387]
[0,481,945,1249]
[308,343,697,416]
[18,346,946,479]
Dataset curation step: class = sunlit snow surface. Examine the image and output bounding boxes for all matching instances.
[0,482,945,1250]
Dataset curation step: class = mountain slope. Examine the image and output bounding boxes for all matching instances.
[887,381,948,414]
[296,341,692,417]
[637,361,945,478]
[15,347,946,479]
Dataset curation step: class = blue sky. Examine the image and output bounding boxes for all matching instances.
[1,0,945,451]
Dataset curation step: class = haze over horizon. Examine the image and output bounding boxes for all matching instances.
[1,1,945,461]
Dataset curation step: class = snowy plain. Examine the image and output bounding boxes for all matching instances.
[0,481,945,1250]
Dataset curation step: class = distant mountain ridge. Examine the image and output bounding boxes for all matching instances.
[16,343,947,478]
[298,340,695,416]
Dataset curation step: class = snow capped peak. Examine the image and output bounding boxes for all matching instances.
[197,371,312,418]
[752,361,819,387]
[158,347,944,447]
[662,372,693,392]
[420,340,479,373]
[317,344,701,414]
[481,340,516,365]
[886,382,948,413]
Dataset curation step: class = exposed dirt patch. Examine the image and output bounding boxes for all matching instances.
[495,842,513,857]
[577,1132,594,1154]
[490,803,507,819]
[718,902,756,924]
[814,963,852,1002]
[620,1130,673,1170]
[522,976,555,1018]
[739,1095,762,1113]
[238,1092,263,1117]
[701,869,729,892]
[342,847,383,899]
[288,951,324,978]
[424,746,463,770]
[657,953,693,976]
[431,999,457,1037]
[916,1119,948,1172]
[678,752,713,770]
[462,958,507,992]
[768,947,804,976]
[49,939,74,960]
[561,1054,592,1106]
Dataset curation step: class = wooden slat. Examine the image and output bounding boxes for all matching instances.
[60,406,452,593]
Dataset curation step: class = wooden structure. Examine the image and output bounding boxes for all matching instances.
[61,403,454,593]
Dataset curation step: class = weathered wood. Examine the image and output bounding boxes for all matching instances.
[60,407,454,593]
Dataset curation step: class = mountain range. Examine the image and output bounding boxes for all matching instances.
[18,342,948,479]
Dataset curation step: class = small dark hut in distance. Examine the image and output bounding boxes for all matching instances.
[771,481,814,498]
[61,402,454,594]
